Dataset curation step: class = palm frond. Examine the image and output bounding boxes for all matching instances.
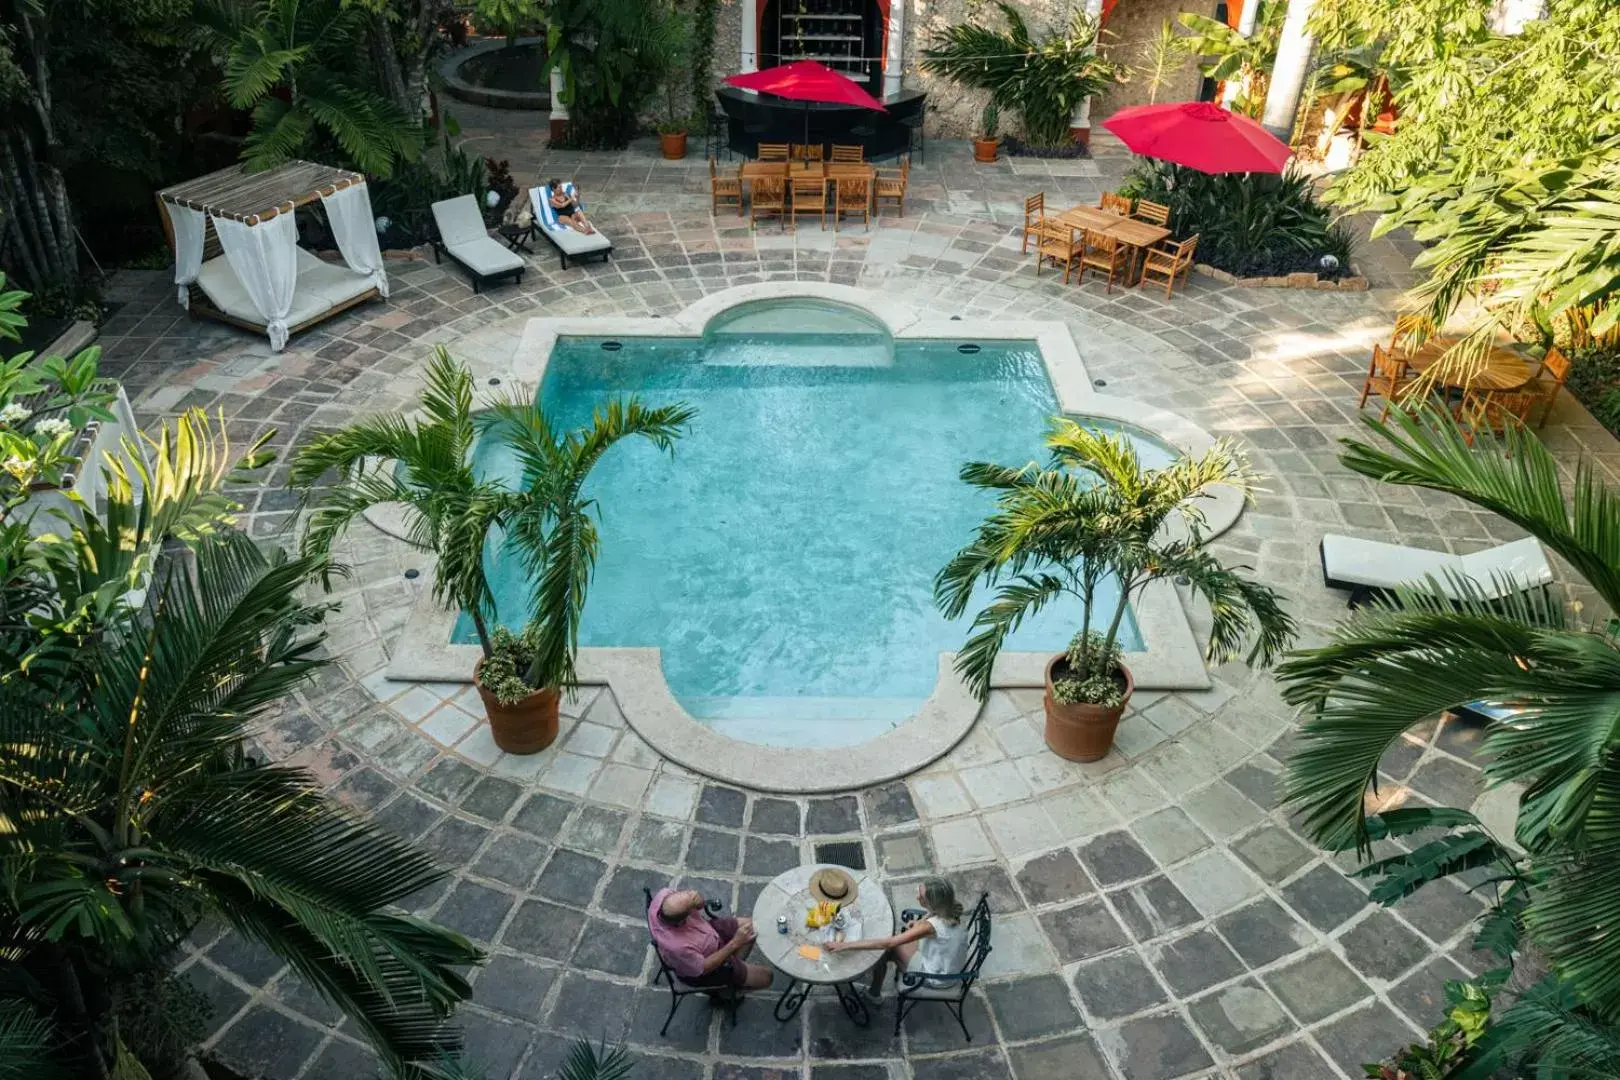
[554,1040,634,1080]
[0,1000,63,1080]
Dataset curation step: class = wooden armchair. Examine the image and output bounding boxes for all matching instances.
[874,159,909,218]
[830,144,864,163]
[791,143,824,162]
[756,143,790,162]
[1359,343,1416,422]
[1079,230,1128,292]
[833,174,871,230]
[749,173,787,230]
[1138,234,1198,299]
[1133,199,1170,227]
[790,175,827,230]
[1034,222,1084,283]
[1388,312,1434,357]
[1022,192,1046,254]
[1455,389,1541,445]
[1529,346,1570,428]
[709,157,742,217]
[1099,192,1133,215]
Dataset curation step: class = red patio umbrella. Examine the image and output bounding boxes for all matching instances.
[725,60,887,112]
[1101,101,1290,174]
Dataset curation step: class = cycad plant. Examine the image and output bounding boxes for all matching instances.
[935,418,1294,704]
[922,2,1123,150]
[292,350,693,707]
[204,0,424,176]
[1278,408,1620,1070]
[0,411,480,1078]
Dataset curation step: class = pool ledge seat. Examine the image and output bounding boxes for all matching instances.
[1320,534,1553,605]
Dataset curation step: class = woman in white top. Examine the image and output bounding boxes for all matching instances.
[826,877,968,1001]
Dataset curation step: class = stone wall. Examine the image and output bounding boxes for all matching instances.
[699,0,1217,141]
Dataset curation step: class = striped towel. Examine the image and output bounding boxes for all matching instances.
[535,182,585,231]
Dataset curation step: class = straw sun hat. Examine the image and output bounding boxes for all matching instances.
[808,867,859,906]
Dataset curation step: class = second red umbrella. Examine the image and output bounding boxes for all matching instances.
[1101,101,1290,174]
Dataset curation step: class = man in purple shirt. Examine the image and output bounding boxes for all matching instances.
[647,887,773,990]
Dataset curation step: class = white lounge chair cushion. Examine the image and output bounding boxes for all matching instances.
[531,183,612,256]
[431,195,525,276]
[1321,535,1552,599]
[196,250,373,329]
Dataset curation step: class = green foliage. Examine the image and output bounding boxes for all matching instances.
[206,0,424,177]
[1174,2,1286,115]
[1565,344,1620,437]
[475,0,543,45]
[687,0,721,132]
[921,2,1123,149]
[935,419,1294,701]
[1,409,480,1077]
[1369,975,1498,1079]
[546,0,686,149]
[114,970,213,1078]
[479,624,545,705]
[1277,409,1620,1055]
[1120,161,1354,278]
[979,102,999,141]
[556,1040,635,1080]
[371,123,491,246]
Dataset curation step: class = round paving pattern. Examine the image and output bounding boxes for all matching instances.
[90,137,1618,1080]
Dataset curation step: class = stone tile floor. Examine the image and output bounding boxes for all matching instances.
[91,129,1620,1080]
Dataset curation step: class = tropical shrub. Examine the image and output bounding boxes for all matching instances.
[1278,409,1620,1073]
[935,418,1294,702]
[1564,344,1620,437]
[0,410,481,1077]
[546,0,686,149]
[1119,161,1355,279]
[922,2,1123,152]
[291,350,693,697]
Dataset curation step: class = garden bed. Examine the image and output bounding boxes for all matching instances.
[1002,135,1091,160]
[1192,263,1368,292]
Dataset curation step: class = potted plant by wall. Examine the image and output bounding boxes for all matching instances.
[975,102,1000,163]
[658,118,689,160]
[656,6,694,159]
[935,418,1294,761]
[291,347,693,753]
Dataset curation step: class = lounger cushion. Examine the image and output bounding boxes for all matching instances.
[431,195,525,277]
[1321,535,1551,599]
[196,252,370,329]
[531,183,613,256]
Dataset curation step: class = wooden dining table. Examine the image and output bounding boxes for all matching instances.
[1405,337,1535,391]
[1052,205,1172,283]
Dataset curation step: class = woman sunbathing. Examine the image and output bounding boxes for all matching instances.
[547,179,595,233]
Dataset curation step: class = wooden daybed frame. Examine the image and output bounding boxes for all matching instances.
[156,161,383,341]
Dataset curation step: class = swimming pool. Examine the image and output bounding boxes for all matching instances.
[453,300,1178,747]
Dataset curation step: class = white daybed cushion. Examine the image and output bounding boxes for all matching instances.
[1321,535,1551,599]
[530,184,612,256]
[431,195,524,276]
[196,250,373,329]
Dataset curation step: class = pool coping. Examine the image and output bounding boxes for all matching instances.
[377,282,1238,791]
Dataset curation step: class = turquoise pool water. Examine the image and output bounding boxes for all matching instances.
[454,302,1175,747]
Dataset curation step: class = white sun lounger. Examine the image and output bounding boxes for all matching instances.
[430,194,525,292]
[1320,534,1553,605]
[531,182,613,270]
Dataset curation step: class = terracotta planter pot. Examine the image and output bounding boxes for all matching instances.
[660,131,688,160]
[1043,655,1133,762]
[973,138,999,163]
[474,660,560,754]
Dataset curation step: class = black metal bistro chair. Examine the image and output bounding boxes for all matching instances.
[643,888,742,1036]
[892,892,992,1040]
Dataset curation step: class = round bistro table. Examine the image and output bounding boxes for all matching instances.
[751,864,895,1026]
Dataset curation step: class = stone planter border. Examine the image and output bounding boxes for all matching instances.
[1193,263,1369,292]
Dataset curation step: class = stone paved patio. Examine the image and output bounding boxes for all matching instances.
[93,126,1620,1080]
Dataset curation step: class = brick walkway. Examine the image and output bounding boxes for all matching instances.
[92,124,1619,1080]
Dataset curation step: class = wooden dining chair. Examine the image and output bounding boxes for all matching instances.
[1133,199,1170,227]
[1099,192,1133,216]
[1529,346,1571,428]
[710,157,742,217]
[1358,343,1417,422]
[1388,312,1434,357]
[1022,192,1046,254]
[750,173,787,230]
[790,175,827,231]
[874,158,909,218]
[1078,230,1128,292]
[1034,223,1084,283]
[1138,234,1198,299]
[757,143,790,162]
[792,143,824,162]
[833,174,872,230]
[1454,389,1540,445]
[830,144,864,163]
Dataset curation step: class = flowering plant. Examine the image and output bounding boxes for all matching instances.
[0,273,117,506]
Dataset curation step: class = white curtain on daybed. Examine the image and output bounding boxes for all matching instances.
[320,181,390,298]
[169,204,206,309]
[212,211,299,352]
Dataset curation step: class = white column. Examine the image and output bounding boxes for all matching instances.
[1070,0,1106,136]
[548,68,568,121]
[741,0,759,73]
[883,0,905,97]
[1221,0,1263,107]
[1491,0,1545,33]
[1260,0,1315,142]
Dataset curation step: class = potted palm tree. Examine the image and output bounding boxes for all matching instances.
[291,348,692,753]
[936,418,1294,761]
[975,102,1000,163]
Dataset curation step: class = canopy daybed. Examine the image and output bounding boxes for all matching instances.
[157,161,389,352]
